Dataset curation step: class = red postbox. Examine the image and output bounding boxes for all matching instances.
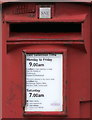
[1,1,92,119]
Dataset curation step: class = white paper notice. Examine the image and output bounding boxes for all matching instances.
[25,54,63,112]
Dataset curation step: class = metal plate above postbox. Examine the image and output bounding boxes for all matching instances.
[39,7,51,18]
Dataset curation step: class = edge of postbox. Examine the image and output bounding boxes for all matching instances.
[0,0,92,5]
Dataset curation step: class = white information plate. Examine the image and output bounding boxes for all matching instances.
[25,54,63,112]
[39,7,51,18]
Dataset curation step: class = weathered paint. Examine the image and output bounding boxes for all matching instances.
[0,0,92,4]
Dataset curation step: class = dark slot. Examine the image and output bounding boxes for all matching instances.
[10,22,81,33]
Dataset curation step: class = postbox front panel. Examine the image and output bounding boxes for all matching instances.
[2,2,91,119]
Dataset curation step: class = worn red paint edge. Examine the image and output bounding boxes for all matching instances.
[0,0,92,4]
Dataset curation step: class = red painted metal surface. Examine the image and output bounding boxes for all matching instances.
[90,4,92,120]
[1,2,91,119]
[0,0,92,4]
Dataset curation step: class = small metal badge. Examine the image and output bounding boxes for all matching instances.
[39,7,51,19]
